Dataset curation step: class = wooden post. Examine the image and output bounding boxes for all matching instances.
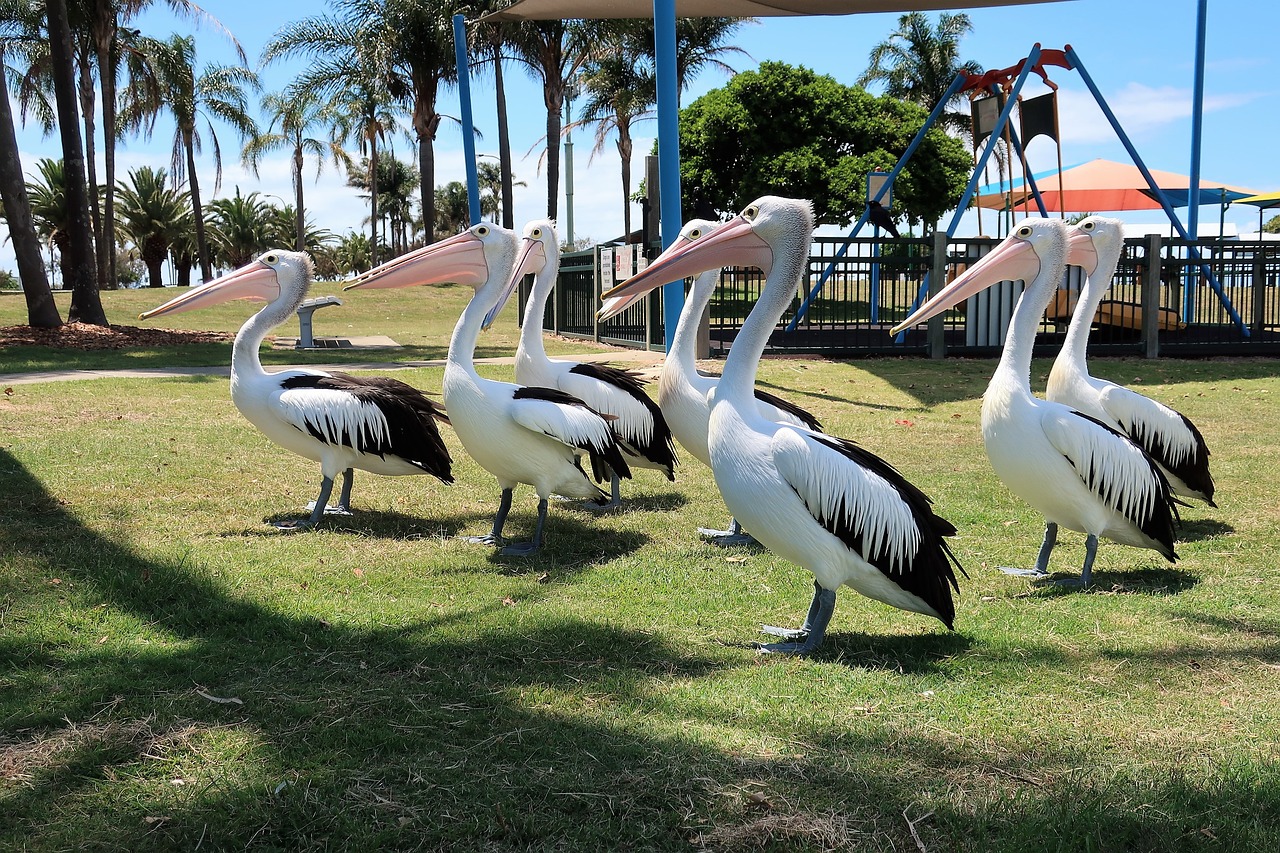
[928,231,948,358]
[1141,233,1162,359]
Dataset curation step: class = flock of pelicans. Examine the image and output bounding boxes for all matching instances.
[140,196,1215,656]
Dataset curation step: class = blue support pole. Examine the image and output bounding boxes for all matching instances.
[1066,45,1246,335]
[787,72,967,331]
[453,14,481,226]
[654,0,683,351]
[1185,0,1209,321]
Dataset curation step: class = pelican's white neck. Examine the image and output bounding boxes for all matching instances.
[719,223,810,404]
[518,248,556,364]
[1058,242,1122,373]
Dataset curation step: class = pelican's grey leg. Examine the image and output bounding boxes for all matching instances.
[999,521,1057,578]
[757,586,837,655]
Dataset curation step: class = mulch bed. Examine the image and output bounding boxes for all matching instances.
[0,322,232,351]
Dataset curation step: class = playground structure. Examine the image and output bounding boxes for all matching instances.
[788,44,1251,339]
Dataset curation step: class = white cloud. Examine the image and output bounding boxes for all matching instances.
[1055,82,1263,144]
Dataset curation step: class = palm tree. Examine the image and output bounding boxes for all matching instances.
[82,0,242,290]
[261,11,403,267]
[0,0,60,326]
[113,164,191,288]
[242,89,347,252]
[325,74,399,266]
[45,0,105,324]
[577,21,656,239]
[326,231,373,277]
[469,0,520,230]
[857,12,982,136]
[205,187,272,268]
[508,18,589,220]
[120,33,259,282]
[24,157,69,281]
[433,180,469,237]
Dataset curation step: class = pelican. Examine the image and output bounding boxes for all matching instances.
[139,250,452,529]
[345,224,630,556]
[601,197,963,655]
[892,218,1179,586]
[505,219,677,509]
[599,218,822,545]
[1050,216,1216,505]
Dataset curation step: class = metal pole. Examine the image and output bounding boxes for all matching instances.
[453,14,480,226]
[654,0,682,350]
[564,93,574,245]
[1186,0,1208,320]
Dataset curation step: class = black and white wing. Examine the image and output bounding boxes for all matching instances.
[509,386,632,482]
[772,427,963,627]
[277,372,453,482]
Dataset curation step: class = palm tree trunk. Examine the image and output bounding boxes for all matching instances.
[494,50,514,231]
[418,135,435,240]
[76,48,107,290]
[368,140,379,266]
[292,145,305,251]
[543,82,563,220]
[96,32,120,291]
[617,130,632,239]
[46,0,107,326]
[185,131,212,281]
[0,64,62,328]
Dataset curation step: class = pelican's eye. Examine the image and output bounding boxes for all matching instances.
[742,204,759,221]
[1081,220,1095,231]
[1016,225,1033,238]
[263,253,279,264]
[530,227,543,239]
[686,228,703,241]
[475,225,489,237]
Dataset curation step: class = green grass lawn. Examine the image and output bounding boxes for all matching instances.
[3,287,1280,850]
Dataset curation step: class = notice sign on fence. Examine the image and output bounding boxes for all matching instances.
[599,247,614,292]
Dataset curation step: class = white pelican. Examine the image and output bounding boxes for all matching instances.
[1051,216,1216,505]
[345,224,631,556]
[891,218,1179,586]
[504,219,677,509]
[599,218,822,545]
[601,197,964,655]
[139,250,452,529]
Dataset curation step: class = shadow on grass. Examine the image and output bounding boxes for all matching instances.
[3,446,1277,852]
[1029,566,1201,597]
[1177,516,1235,543]
[824,628,974,674]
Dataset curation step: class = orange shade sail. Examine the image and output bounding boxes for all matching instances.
[975,158,1257,212]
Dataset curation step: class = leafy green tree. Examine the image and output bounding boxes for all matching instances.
[242,89,346,251]
[113,165,191,288]
[857,12,981,136]
[24,157,69,278]
[324,230,374,277]
[120,33,259,282]
[678,61,970,230]
[1263,215,1280,235]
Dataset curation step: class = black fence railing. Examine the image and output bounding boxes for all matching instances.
[526,236,1280,358]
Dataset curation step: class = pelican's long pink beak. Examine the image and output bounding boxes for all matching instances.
[1066,229,1100,276]
[139,260,279,320]
[344,230,488,291]
[485,236,545,330]
[596,216,771,322]
[889,235,1043,335]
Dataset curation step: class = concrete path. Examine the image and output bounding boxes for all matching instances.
[0,347,666,387]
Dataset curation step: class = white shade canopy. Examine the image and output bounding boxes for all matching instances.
[488,0,1066,20]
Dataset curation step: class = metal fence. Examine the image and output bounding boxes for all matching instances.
[527,235,1280,359]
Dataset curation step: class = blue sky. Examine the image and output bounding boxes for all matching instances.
[6,0,1279,275]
